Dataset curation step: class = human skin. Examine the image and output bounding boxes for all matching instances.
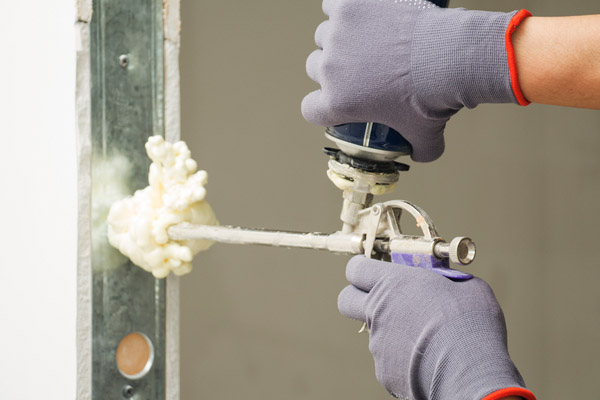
[513,15,600,109]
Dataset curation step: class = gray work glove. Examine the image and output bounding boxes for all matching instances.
[338,256,536,400]
[302,0,531,162]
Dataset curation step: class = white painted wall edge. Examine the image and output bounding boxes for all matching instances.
[75,5,93,399]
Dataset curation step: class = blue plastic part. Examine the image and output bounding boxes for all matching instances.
[430,0,449,7]
[391,253,473,281]
[328,123,413,154]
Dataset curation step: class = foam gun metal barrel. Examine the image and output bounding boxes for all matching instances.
[169,198,476,280]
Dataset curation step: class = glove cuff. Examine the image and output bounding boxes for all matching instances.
[411,8,532,112]
[484,387,537,400]
[413,311,532,400]
[505,10,533,106]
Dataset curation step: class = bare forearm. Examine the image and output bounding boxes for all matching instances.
[513,15,600,109]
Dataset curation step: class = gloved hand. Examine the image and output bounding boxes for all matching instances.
[302,0,531,162]
[338,256,536,400]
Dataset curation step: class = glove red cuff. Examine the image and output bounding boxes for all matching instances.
[483,386,537,400]
[505,9,533,106]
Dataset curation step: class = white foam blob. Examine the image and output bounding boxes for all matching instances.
[107,136,218,278]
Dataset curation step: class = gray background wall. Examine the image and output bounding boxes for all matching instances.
[179,1,600,398]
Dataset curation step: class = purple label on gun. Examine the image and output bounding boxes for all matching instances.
[391,253,473,281]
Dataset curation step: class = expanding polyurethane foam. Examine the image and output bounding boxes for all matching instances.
[107,136,218,278]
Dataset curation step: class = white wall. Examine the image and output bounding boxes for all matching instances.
[0,1,78,397]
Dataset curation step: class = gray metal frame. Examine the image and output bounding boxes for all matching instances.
[90,0,166,397]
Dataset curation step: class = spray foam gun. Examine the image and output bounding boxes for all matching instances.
[169,121,476,281]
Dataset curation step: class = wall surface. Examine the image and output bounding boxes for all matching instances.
[0,1,78,397]
[179,0,599,399]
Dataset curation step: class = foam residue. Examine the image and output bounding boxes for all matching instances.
[92,153,131,272]
[107,136,217,278]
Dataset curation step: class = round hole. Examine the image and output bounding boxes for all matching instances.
[119,55,129,68]
[457,239,476,264]
[116,332,154,380]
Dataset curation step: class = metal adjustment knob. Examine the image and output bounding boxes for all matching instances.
[448,237,476,266]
